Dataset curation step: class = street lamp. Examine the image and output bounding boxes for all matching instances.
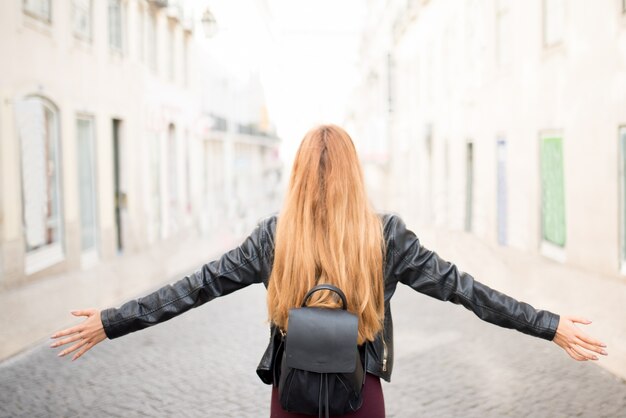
[201,8,218,38]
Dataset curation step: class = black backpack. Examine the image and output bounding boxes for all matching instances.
[275,284,367,417]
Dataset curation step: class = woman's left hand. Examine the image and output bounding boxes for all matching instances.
[50,309,107,361]
[552,314,608,361]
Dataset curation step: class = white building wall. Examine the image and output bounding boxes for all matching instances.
[353,0,626,280]
[0,0,282,290]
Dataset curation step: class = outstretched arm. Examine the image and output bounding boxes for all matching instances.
[50,218,272,360]
[389,215,607,361]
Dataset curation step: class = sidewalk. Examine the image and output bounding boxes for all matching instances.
[416,225,626,382]
[0,228,242,362]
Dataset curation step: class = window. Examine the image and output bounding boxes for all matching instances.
[540,135,566,247]
[184,130,191,213]
[168,24,175,81]
[183,35,189,87]
[15,96,64,271]
[73,0,92,41]
[108,0,123,52]
[148,132,162,242]
[387,53,395,113]
[147,11,157,72]
[138,6,145,62]
[619,126,626,272]
[23,0,51,22]
[543,0,565,47]
[496,0,512,68]
[464,0,486,88]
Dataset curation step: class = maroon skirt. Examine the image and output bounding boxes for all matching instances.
[270,373,385,418]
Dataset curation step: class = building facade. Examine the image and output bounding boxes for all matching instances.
[0,0,282,289]
[352,0,626,280]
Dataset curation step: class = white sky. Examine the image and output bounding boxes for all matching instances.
[194,0,367,163]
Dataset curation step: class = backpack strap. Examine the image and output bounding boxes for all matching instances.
[318,373,329,418]
[302,284,348,310]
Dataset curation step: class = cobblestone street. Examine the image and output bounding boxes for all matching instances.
[2,280,626,418]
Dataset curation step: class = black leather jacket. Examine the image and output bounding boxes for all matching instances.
[101,213,560,383]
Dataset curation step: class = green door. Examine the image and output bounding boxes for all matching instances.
[540,136,566,247]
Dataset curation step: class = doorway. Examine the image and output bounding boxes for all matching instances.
[112,119,125,254]
[496,138,507,245]
[77,116,99,265]
[167,123,178,236]
[465,141,474,232]
[620,127,626,273]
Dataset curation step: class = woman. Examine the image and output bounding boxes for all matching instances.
[51,124,608,417]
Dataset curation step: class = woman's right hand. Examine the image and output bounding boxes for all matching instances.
[50,309,107,361]
[552,315,608,361]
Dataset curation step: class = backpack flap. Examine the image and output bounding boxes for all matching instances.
[285,307,358,374]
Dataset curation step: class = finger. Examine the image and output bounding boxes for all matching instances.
[58,338,89,357]
[71,309,95,317]
[72,341,94,361]
[575,332,607,349]
[51,325,82,339]
[571,344,598,361]
[563,346,581,360]
[565,348,587,361]
[565,346,587,361]
[568,316,592,324]
[574,336,608,355]
[50,333,83,348]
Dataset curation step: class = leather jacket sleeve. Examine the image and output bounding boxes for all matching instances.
[100,218,272,339]
[390,215,560,341]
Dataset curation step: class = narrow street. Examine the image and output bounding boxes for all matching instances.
[3,1,626,417]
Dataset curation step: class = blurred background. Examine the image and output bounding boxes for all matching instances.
[1,0,626,393]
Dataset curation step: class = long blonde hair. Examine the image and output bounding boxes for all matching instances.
[267,124,385,344]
